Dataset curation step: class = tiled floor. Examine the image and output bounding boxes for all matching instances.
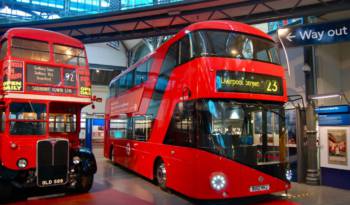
[4,147,350,205]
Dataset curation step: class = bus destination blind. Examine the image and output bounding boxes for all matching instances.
[26,64,76,94]
[216,71,283,96]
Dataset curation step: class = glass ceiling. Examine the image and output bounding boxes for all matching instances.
[0,0,183,24]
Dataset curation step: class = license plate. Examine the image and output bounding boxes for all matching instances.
[40,178,66,186]
[249,184,270,192]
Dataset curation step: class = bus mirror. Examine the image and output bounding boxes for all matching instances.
[92,95,102,102]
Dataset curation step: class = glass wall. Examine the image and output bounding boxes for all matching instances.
[0,0,183,24]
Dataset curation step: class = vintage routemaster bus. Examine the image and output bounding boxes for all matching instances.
[0,28,96,200]
[104,20,291,199]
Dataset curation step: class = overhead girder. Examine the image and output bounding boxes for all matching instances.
[0,0,349,43]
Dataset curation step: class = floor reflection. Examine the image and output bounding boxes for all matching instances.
[5,147,299,205]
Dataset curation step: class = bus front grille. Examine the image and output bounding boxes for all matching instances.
[36,139,69,187]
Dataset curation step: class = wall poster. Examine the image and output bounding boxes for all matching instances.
[320,126,350,170]
[328,129,347,166]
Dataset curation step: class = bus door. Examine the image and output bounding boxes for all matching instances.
[128,116,152,173]
[123,117,134,168]
[163,102,196,193]
[109,116,129,166]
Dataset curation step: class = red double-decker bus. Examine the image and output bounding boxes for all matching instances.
[0,28,96,200]
[104,21,290,199]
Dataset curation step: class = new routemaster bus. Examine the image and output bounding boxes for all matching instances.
[0,28,96,200]
[104,21,290,199]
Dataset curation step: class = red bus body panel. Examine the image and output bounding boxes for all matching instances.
[104,21,290,199]
[0,28,91,171]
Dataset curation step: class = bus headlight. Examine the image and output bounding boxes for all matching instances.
[17,158,28,168]
[210,174,227,191]
[73,156,81,165]
[286,169,293,181]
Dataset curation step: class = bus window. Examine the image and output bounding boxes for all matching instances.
[179,35,191,64]
[118,75,127,94]
[11,38,49,62]
[134,116,152,141]
[196,100,285,165]
[162,42,179,74]
[9,103,46,135]
[192,30,280,64]
[53,44,86,66]
[164,101,195,147]
[0,109,5,132]
[0,40,7,60]
[49,114,77,133]
[110,117,127,139]
[126,71,134,89]
[109,80,117,97]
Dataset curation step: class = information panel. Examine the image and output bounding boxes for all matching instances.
[27,64,60,85]
[216,71,283,96]
[3,60,24,91]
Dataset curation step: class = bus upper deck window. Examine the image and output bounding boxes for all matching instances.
[54,44,86,66]
[11,38,49,62]
[0,40,7,60]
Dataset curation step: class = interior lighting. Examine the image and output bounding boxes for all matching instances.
[231,49,238,56]
[96,69,100,73]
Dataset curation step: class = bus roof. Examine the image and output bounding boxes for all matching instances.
[179,20,273,41]
[1,28,84,48]
[110,21,274,85]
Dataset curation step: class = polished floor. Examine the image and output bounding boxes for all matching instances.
[4,146,350,205]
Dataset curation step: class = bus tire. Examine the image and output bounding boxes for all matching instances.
[155,160,167,190]
[109,147,115,163]
[75,174,94,193]
[0,181,12,202]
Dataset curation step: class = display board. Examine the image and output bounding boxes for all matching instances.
[78,69,91,96]
[3,60,24,91]
[216,71,283,96]
[319,126,350,170]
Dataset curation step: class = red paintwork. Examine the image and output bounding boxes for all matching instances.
[104,21,289,200]
[0,28,91,170]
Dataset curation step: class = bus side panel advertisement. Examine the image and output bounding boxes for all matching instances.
[78,69,91,96]
[3,60,24,92]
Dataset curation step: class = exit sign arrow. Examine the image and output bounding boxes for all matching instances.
[286,33,296,42]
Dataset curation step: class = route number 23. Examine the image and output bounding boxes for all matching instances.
[266,80,279,93]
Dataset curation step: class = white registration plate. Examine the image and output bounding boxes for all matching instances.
[249,184,270,192]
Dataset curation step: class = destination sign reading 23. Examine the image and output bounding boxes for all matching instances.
[216,71,283,96]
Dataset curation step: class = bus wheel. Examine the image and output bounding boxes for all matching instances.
[110,147,115,163]
[156,160,167,190]
[0,181,12,202]
[75,174,94,193]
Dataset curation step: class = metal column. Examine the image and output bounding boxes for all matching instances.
[85,118,93,151]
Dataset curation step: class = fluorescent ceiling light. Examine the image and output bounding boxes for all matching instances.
[309,93,342,100]
[309,93,350,105]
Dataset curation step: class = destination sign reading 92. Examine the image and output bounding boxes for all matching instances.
[216,71,283,96]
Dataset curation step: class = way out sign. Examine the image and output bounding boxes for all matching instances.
[278,18,350,47]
